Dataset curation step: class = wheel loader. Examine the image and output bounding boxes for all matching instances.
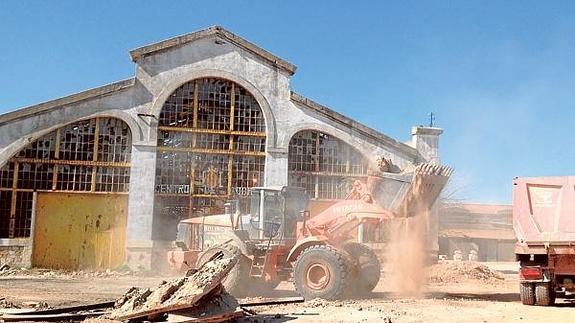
[169,163,452,300]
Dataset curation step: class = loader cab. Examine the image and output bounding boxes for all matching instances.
[247,186,309,243]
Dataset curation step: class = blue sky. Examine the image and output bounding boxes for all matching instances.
[1,1,574,203]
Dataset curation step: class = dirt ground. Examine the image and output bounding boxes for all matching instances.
[0,262,573,322]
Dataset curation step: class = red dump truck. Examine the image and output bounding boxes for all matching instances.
[513,176,575,306]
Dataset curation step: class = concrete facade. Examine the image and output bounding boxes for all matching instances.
[0,26,443,269]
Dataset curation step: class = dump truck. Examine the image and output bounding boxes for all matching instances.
[513,176,575,306]
[169,162,452,300]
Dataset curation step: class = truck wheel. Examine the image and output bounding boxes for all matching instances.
[196,244,250,297]
[520,283,535,305]
[535,283,555,306]
[293,245,350,300]
[341,242,381,293]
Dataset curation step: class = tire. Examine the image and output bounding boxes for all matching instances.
[341,242,381,293]
[293,245,351,300]
[535,283,555,306]
[196,244,251,297]
[519,283,535,305]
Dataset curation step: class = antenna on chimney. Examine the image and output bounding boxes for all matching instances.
[429,112,435,127]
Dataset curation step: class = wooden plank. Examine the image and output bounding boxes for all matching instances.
[239,297,305,307]
[1,311,106,322]
[9,301,115,316]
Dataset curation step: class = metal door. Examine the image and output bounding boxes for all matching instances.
[32,193,127,270]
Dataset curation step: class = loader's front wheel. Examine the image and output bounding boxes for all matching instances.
[196,244,250,297]
[342,242,381,293]
[293,245,350,300]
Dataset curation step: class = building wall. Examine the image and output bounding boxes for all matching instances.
[438,203,516,262]
[0,239,32,268]
[0,29,440,270]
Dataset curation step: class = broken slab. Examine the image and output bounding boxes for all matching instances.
[108,254,237,321]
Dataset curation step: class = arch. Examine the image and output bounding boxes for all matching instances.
[149,69,276,147]
[0,110,143,169]
[0,116,133,239]
[152,76,269,239]
[280,122,372,160]
[287,128,371,200]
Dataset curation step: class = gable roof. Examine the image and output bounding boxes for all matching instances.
[129,26,297,76]
[290,92,420,158]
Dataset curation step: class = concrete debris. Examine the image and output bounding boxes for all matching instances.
[0,299,19,309]
[107,252,239,321]
[0,267,136,278]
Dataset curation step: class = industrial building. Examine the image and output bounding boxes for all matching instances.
[0,26,442,270]
[438,203,515,261]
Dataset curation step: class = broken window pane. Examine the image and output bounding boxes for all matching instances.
[155,78,267,239]
[288,130,368,200]
[1,117,132,239]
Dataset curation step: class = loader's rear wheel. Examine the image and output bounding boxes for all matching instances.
[196,244,250,297]
[535,283,555,306]
[519,283,535,305]
[342,242,381,293]
[293,245,350,300]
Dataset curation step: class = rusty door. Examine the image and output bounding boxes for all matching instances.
[32,193,128,270]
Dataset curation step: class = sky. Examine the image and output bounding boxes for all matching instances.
[1,1,574,204]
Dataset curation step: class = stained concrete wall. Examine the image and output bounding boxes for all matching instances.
[0,30,442,270]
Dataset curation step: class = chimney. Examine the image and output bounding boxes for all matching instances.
[411,126,443,165]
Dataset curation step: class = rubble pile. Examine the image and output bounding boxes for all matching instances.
[107,253,241,321]
[0,299,19,309]
[427,261,505,284]
[0,265,133,279]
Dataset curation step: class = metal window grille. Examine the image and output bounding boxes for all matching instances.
[98,118,132,163]
[288,130,368,200]
[232,155,265,190]
[59,119,96,161]
[234,87,266,133]
[155,78,266,232]
[0,117,132,238]
[0,163,14,188]
[17,163,54,190]
[13,192,33,238]
[17,132,56,160]
[95,167,130,192]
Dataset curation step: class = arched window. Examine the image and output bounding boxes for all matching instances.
[0,117,132,238]
[288,130,368,200]
[154,78,266,235]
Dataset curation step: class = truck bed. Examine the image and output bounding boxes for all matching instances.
[513,176,575,248]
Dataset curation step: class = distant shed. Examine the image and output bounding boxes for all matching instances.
[439,203,515,262]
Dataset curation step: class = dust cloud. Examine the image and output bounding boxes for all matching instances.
[384,212,428,297]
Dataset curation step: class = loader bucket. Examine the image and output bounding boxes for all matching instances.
[369,163,453,217]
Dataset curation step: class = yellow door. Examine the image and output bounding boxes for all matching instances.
[32,193,128,270]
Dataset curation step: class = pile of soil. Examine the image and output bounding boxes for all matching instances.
[427,261,505,284]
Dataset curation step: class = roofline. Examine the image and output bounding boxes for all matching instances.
[129,26,297,76]
[290,92,420,158]
[0,78,135,126]
[442,202,512,207]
